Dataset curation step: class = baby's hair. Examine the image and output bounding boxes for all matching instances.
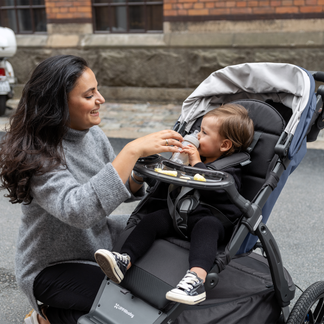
[204,103,254,156]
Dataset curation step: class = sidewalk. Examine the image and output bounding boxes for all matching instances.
[1,99,323,149]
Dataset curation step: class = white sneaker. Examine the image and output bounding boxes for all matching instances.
[24,309,39,324]
[95,249,130,284]
[166,270,206,305]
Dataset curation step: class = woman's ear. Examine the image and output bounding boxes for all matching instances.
[220,139,233,152]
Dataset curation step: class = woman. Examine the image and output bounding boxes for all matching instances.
[0,55,183,324]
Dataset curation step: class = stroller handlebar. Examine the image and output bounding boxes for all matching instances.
[311,70,324,83]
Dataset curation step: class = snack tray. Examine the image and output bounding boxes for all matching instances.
[133,154,235,190]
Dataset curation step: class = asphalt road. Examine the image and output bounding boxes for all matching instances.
[0,134,323,323]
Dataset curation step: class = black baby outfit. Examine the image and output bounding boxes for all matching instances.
[121,156,242,273]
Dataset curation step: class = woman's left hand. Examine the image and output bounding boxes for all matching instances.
[112,129,184,188]
[127,130,184,158]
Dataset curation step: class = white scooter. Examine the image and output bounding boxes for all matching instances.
[0,27,17,116]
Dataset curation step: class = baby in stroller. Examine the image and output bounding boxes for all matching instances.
[94,103,254,305]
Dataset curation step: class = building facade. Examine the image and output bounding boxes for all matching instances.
[1,1,324,102]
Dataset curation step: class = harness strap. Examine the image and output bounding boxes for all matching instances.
[247,131,262,154]
[207,152,251,171]
[167,184,237,238]
[167,184,199,239]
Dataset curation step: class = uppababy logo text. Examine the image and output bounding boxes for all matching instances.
[114,303,134,319]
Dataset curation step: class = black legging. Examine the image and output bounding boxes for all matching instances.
[122,207,225,272]
[34,263,105,324]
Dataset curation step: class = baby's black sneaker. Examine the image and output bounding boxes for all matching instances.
[166,270,206,305]
[95,249,130,284]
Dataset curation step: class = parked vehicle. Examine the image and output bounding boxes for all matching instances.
[0,26,17,116]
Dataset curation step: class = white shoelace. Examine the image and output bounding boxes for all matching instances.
[114,253,129,264]
[177,272,199,291]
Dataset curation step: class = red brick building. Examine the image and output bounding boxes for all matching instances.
[164,0,324,18]
[1,0,323,34]
[46,0,93,22]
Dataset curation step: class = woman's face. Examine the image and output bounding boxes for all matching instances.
[68,67,105,131]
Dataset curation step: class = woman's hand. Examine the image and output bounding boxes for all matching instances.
[182,144,201,166]
[127,130,184,158]
[112,130,184,189]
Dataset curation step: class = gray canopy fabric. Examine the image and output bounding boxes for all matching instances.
[180,62,311,137]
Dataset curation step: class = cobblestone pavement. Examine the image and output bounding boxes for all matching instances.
[99,102,182,138]
[1,99,323,149]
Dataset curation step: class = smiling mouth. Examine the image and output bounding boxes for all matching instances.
[90,109,99,115]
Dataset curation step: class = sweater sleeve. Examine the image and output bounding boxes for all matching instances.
[31,163,132,229]
[94,127,145,201]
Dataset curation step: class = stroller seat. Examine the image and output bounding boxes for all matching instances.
[114,98,288,308]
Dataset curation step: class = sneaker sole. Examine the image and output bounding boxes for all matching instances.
[165,291,206,305]
[95,250,124,284]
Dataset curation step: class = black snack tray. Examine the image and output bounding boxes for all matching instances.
[134,155,235,190]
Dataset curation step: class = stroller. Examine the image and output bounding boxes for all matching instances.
[78,63,324,324]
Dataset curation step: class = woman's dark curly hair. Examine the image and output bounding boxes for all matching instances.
[0,55,88,204]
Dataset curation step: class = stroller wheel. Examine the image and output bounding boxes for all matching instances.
[287,281,324,324]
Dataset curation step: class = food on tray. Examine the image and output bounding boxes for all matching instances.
[193,173,206,182]
[180,176,191,180]
[154,168,178,177]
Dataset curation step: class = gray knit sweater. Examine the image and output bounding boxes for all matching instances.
[15,126,144,313]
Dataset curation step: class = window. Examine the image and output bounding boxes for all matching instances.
[0,0,47,34]
[92,0,163,33]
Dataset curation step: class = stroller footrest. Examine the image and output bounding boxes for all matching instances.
[78,280,166,324]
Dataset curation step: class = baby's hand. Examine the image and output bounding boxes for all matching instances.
[182,144,201,166]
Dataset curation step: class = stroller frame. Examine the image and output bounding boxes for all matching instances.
[78,65,324,324]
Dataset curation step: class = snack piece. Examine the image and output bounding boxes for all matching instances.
[193,173,206,182]
[154,168,178,177]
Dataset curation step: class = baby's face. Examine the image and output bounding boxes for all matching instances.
[197,116,227,163]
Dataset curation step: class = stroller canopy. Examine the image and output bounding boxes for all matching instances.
[178,62,317,254]
[179,62,316,159]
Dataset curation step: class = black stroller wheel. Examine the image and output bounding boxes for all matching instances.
[287,281,324,324]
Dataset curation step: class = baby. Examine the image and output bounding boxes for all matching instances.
[95,103,254,305]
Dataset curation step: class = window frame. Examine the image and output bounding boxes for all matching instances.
[92,0,164,34]
[0,0,47,34]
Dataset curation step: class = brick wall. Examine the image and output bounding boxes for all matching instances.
[45,0,92,22]
[164,0,324,19]
[44,0,324,24]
